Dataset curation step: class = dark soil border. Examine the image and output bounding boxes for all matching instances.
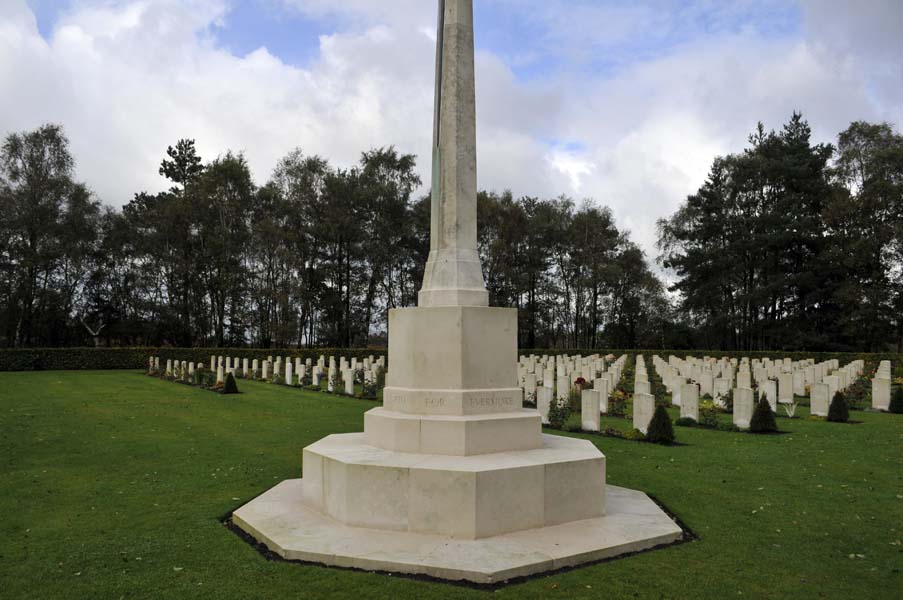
[221,493,696,590]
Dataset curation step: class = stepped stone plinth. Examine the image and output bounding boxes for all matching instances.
[232,0,682,583]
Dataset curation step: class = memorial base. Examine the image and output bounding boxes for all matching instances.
[233,433,682,584]
[233,479,682,584]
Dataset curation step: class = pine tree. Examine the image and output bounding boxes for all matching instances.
[223,373,239,395]
[749,396,777,433]
[890,387,903,414]
[828,391,849,422]
[646,405,675,445]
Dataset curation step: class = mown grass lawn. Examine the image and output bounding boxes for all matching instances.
[1,370,901,599]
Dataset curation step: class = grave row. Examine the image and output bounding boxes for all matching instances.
[148,354,386,397]
[517,353,893,434]
[517,353,629,426]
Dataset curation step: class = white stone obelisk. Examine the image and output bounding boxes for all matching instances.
[419,0,489,309]
[377,0,525,424]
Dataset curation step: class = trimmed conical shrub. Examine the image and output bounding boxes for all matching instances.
[749,396,777,433]
[890,387,903,414]
[646,405,675,445]
[223,373,239,395]
[828,391,849,422]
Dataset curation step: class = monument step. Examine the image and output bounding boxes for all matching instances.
[363,406,542,456]
[300,432,606,539]
[233,479,682,584]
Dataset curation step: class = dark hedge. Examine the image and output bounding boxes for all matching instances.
[2,346,901,373]
[0,347,387,372]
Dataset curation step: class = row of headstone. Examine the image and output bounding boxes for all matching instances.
[148,357,211,383]
[809,359,864,416]
[633,355,655,434]
[522,353,627,427]
[200,354,385,389]
[519,353,612,400]
[149,354,387,392]
[653,354,874,426]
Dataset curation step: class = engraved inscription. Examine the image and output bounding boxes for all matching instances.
[425,396,446,408]
[464,393,515,410]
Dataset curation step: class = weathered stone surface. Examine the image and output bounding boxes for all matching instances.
[633,392,655,434]
[733,388,754,429]
[233,478,681,585]
[418,0,487,309]
[810,382,830,417]
[581,389,601,432]
[680,383,699,421]
[299,433,604,540]
[872,377,890,411]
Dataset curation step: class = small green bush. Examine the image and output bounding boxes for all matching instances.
[202,370,216,388]
[749,397,777,433]
[828,391,849,422]
[699,400,720,428]
[675,416,697,427]
[608,397,627,417]
[721,388,734,413]
[646,405,675,445]
[223,373,239,395]
[890,387,903,414]
[361,380,379,399]
[845,378,867,410]
[567,386,582,411]
[548,398,572,430]
[623,428,646,441]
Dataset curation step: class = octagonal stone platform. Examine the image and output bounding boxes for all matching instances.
[300,432,605,539]
[233,432,683,584]
[233,478,683,584]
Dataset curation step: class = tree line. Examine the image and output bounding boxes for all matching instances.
[658,114,903,352]
[0,124,668,349]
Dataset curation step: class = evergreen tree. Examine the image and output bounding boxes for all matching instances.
[646,405,675,444]
[749,396,777,433]
[890,387,903,414]
[827,391,849,422]
[223,373,239,395]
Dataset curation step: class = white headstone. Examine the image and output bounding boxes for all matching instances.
[633,392,655,434]
[761,380,777,411]
[344,369,355,395]
[581,389,601,432]
[680,383,699,421]
[872,377,890,411]
[536,386,553,425]
[810,382,830,416]
[733,388,754,429]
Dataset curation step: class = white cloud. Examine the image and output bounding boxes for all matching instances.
[547,150,595,192]
[0,0,899,263]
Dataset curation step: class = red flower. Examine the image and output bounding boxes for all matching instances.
[575,377,587,386]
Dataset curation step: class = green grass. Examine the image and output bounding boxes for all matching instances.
[1,371,902,599]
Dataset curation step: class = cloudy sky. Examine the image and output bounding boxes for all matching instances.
[2,0,901,256]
